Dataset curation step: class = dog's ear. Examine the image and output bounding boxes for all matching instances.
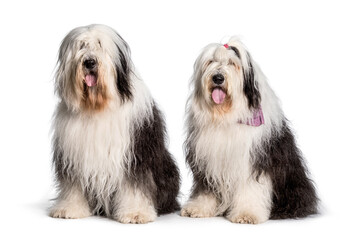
[229,46,241,59]
[55,32,76,100]
[114,35,132,102]
[243,53,261,109]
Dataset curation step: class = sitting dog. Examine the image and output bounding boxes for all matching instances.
[181,37,318,224]
[50,24,180,224]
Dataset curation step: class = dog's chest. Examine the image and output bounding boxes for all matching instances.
[196,124,253,155]
[57,110,131,183]
[194,124,258,179]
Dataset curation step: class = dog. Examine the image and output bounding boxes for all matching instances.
[50,24,180,224]
[181,37,318,224]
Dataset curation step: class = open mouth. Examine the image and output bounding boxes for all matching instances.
[211,87,226,105]
[84,73,97,87]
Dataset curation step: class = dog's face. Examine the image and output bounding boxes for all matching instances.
[192,38,261,118]
[55,24,132,112]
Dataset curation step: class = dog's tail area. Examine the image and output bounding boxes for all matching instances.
[132,102,181,215]
[155,151,181,215]
[270,164,319,219]
[254,120,319,219]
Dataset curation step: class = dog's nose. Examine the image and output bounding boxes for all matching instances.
[84,59,96,69]
[212,74,224,85]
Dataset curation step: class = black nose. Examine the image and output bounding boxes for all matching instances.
[212,74,224,85]
[84,59,96,69]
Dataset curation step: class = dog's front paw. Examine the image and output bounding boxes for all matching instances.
[181,204,215,218]
[227,214,258,224]
[50,204,91,219]
[227,212,267,224]
[116,210,157,224]
[181,194,218,218]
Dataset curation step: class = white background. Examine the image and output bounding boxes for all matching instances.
[1,0,354,239]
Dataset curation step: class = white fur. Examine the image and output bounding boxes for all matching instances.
[181,193,218,218]
[50,181,91,219]
[53,78,152,213]
[113,180,157,224]
[183,37,285,223]
[51,24,155,221]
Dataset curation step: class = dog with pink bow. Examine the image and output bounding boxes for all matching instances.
[181,37,318,224]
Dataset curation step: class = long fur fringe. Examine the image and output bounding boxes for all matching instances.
[51,24,180,222]
[183,37,318,223]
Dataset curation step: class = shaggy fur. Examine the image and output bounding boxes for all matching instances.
[50,24,180,223]
[181,37,318,224]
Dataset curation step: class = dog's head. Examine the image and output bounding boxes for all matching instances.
[55,24,132,112]
[191,37,261,119]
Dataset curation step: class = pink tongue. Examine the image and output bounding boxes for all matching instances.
[211,88,226,104]
[85,74,97,87]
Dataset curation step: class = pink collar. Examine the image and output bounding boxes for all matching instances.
[238,108,265,126]
[224,44,229,48]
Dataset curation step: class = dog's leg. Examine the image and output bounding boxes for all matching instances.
[227,175,272,224]
[113,183,157,224]
[181,193,218,218]
[50,182,91,219]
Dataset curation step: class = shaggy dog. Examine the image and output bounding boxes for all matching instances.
[50,24,180,224]
[181,37,318,224]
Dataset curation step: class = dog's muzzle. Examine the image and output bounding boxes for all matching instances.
[212,73,224,85]
[211,73,226,105]
[83,58,98,87]
[84,59,97,70]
